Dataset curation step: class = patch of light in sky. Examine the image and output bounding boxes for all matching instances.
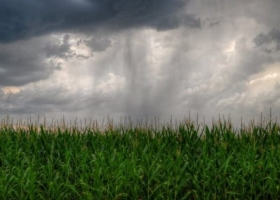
[247,62,280,95]
[2,87,21,95]
[224,40,236,62]
[96,73,126,94]
[249,73,278,85]
[70,36,92,58]
[225,41,236,53]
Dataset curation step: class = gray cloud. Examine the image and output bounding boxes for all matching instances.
[44,34,75,58]
[0,0,200,43]
[226,38,274,82]
[81,37,112,53]
[0,37,60,86]
[254,28,280,53]
[0,76,127,124]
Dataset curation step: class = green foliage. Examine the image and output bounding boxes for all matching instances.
[0,117,279,199]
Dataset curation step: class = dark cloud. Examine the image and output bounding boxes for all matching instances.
[0,0,200,43]
[254,28,280,53]
[202,18,220,28]
[0,37,59,86]
[81,37,112,52]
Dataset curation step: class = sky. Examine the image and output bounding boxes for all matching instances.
[0,0,280,127]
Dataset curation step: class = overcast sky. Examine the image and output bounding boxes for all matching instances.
[1,0,280,126]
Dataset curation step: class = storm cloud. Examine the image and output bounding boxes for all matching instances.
[0,0,200,43]
[0,36,60,86]
[254,28,280,53]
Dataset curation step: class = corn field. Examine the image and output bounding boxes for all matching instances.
[0,115,279,199]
